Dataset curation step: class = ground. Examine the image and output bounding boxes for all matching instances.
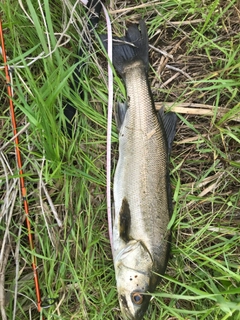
[0,1,239,319]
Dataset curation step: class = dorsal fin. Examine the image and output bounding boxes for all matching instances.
[157,108,177,154]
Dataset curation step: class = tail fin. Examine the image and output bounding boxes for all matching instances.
[100,20,149,77]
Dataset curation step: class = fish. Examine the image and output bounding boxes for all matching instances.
[101,21,177,319]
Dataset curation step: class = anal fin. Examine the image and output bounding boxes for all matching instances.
[115,102,128,131]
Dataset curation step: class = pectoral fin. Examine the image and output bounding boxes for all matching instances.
[119,198,131,242]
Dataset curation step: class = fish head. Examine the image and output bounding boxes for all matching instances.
[115,240,153,320]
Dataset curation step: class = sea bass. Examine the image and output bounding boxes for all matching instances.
[103,21,177,319]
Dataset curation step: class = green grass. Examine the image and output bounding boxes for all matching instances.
[0,0,240,319]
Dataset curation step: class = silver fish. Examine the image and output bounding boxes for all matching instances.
[104,21,177,320]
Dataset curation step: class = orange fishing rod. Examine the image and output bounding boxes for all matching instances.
[0,19,43,315]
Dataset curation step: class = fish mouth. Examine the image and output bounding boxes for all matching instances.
[119,292,151,320]
[121,309,137,320]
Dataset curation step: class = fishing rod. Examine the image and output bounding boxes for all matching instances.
[0,19,43,315]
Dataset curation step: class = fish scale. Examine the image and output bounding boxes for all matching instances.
[114,62,170,270]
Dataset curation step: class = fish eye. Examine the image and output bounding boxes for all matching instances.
[131,292,144,305]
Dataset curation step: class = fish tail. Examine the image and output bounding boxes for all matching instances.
[101,20,149,76]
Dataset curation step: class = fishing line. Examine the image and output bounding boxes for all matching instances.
[79,0,114,251]
[100,1,114,252]
[0,19,43,315]
[69,0,114,250]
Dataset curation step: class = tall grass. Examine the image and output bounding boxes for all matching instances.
[0,0,239,319]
